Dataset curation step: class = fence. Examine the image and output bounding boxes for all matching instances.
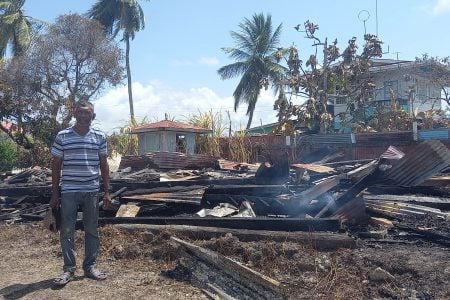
[218,129,450,163]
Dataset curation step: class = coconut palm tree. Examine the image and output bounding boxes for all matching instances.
[218,13,284,130]
[87,0,146,122]
[0,0,31,57]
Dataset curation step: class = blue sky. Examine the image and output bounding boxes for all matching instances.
[23,0,450,133]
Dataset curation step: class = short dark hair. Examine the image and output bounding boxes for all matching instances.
[75,100,94,112]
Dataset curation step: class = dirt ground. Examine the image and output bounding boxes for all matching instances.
[0,223,449,300]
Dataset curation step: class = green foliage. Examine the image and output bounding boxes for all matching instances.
[185,110,225,157]
[0,0,30,57]
[87,0,147,120]
[107,116,149,156]
[0,137,17,171]
[1,13,124,150]
[218,13,285,130]
[279,21,383,133]
[228,130,252,163]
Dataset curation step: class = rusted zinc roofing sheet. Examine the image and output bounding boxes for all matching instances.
[145,151,218,170]
[355,131,414,145]
[383,140,450,186]
[304,134,352,144]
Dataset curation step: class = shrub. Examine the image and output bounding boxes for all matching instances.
[0,138,18,172]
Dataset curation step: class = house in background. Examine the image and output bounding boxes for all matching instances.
[333,59,450,130]
[131,119,210,155]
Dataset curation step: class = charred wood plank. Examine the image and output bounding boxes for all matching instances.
[366,185,450,197]
[121,195,201,205]
[122,185,207,196]
[395,224,450,246]
[0,184,51,197]
[121,187,206,205]
[110,187,127,199]
[110,178,254,191]
[363,194,450,210]
[116,224,357,250]
[97,216,341,232]
[315,170,379,218]
[205,185,289,196]
[290,175,345,207]
[171,236,286,299]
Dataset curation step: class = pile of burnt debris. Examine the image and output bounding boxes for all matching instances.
[2,140,450,298]
[1,139,449,249]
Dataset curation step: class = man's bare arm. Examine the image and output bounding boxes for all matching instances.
[99,155,111,208]
[50,156,63,208]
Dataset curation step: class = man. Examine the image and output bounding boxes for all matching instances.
[50,100,111,286]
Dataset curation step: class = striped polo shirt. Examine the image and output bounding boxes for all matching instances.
[51,126,108,193]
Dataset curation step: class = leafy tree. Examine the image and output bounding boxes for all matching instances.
[0,13,124,148]
[413,55,450,107]
[218,13,285,130]
[87,0,146,123]
[0,0,43,57]
[274,21,383,133]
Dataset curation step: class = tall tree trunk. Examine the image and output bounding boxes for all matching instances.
[246,109,254,130]
[125,36,135,124]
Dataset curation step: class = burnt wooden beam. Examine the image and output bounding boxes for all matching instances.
[363,194,450,210]
[110,187,127,199]
[110,177,255,191]
[366,185,450,197]
[290,175,345,207]
[116,224,357,250]
[395,224,450,246]
[171,236,286,299]
[205,184,290,196]
[96,216,341,232]
[0,184,51,197]
[315,170,380,218]
[122,185,207,196]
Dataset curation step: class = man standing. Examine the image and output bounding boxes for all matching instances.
[50,100,111,286]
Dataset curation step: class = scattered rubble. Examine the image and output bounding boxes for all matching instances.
[1,139,449,297]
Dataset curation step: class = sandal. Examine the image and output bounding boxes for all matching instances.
[53,271,75,286]
[84,268,107,280]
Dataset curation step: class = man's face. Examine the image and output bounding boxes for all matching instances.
[74,106,95,126]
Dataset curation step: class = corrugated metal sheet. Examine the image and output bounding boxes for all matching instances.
[383,140,450,186]
[355,131,414,145]
[353,146,389,160]
[145,151,218,170]
[308,134,352,144]
[418,129,449,140]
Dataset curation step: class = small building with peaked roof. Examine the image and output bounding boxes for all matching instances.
[131,120,211,155]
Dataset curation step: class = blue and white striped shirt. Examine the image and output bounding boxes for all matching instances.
[51,127,108,193]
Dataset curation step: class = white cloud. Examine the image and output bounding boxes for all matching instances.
[433,0,450,14]
[169,59,193,67]
[93,81,280,135]
[197,57,220,66]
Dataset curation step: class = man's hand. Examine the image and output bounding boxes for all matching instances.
[50,194,60,209]
[103,192,112,209]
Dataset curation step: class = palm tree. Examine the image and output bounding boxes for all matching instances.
[0,0,31,57]
[218,13,284,130]
[87,0,146,122]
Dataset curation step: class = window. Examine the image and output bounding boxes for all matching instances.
[383,80,399,100]
[176,134,187,153]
